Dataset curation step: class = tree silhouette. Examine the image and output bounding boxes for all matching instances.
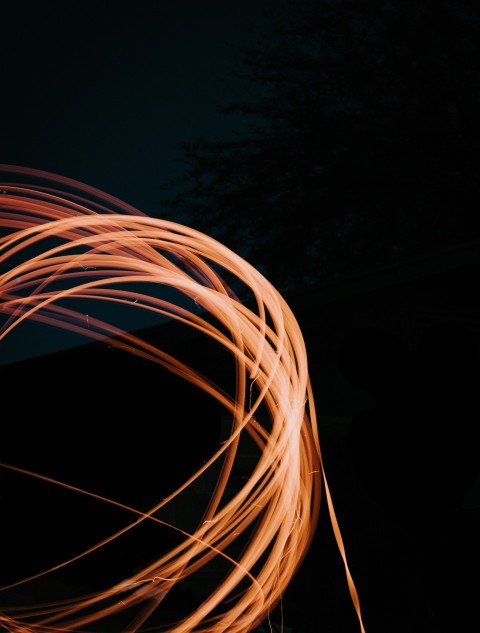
[160,0,480,293]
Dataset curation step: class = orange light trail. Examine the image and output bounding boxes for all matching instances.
[0,165,366,633]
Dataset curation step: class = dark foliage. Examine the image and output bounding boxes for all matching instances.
[160,0,480,293]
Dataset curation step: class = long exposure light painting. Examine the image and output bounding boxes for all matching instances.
[0,165,365,632]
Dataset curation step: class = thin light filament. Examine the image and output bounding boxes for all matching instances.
[0,165,366,633]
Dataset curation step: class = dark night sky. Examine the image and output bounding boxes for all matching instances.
[1,1,276,211]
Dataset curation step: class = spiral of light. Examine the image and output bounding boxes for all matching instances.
[0,165,365,632]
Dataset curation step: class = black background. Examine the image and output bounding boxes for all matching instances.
[1,2,479,632]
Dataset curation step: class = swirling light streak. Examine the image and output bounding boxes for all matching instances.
[0,165,366,633]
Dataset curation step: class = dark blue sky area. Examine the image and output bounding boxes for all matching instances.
[1,1,277,213]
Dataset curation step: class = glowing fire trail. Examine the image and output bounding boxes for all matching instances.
[0,165,366,633]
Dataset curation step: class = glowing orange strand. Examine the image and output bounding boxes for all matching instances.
[0,164,366,633]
